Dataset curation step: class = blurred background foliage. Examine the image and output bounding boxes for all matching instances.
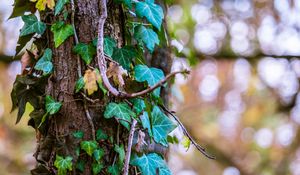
[1,0,300,175]
[168,0,300,175]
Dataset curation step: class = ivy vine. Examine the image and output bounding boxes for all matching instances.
[10,0,214,175]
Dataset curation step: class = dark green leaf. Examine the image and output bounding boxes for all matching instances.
[134,25,159,53]
[45,95,62,115]
[96,129,108,140]
[107,164,120,175]
[92,162,104,175]
[55,0,69,16]
[130,153,171,175]
[104,102,135,130]
[76,160,85,172]
[111,46,137,71]
[20,14,46,36]
[15,34,34,56]
[151,106,176,146]
[51,21,74,48]
[80,140,98,156]
[114,144,125,165]
[134,0,164,30]
[73,131,84,139]
[9,0,36,19]
[134,65,165,96]
[73,43,96,64]
[34,48,53,75]
[131,98,146,114]
[75,77,85,93]
[104,37,117,57]
[93,148,105,162]
[54,155,73,175]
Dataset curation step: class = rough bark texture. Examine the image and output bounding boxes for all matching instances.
[35,0,172,174]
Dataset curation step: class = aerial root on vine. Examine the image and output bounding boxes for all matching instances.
[159,104,216,159]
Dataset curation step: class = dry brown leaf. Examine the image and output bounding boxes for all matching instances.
[83,69,98,95]
[135,130,146,153]
[21,50,38,75]
[106,62,128,89]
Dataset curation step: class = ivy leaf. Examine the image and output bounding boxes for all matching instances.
[96,129,108,141]
[83,69,98,95]
[51,21,74,48]
[74,77,85,93]
[55,0,69,16]
[140,112,152,137]
[93,148,105,162]
[30,0,55,11]
[20,14,46,36]
[45,95,62,115]
[34,48,53,75]
[104,102,135,130]
[151,106,176,146]
[134,25,159,53]
[76,160,85,172]
[114,144,125,165]
[9,0,36,19]
[131,98,146,114]
[73,43,96,64]
[92,162,104,175]
[80,140,98,156]
[134,65,165,97]
[130,153,171,175]
[134,0,164,30]
[107,164,120,175]
[73,131,84,139]
[54,155,73,175]
[104,37,117,57]
[111,46,136,71]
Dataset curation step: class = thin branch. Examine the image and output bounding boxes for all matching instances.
[123,119,137,175]
[97,0,189,99]
[160,105,216,159]
[71,0,95,141]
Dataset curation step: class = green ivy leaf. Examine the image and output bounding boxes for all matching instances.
[130,153,171,175]
[92,162,104,175]
[104,37,117,57]
[131,98,146,114]
[107,164,120,175]
[134,0,164,30]
[80,140,98,156]
[93,148,105,162]
[134,65,165,96]
[20,14,46,36]
[114,144,125,166]
[54,155,73,175]
[51,21,74,48]
[55,0,69,16]
[45,95,62,115]
[9,0,36,19]
[140,112,152,137]
[96,129,108,141]
[104,102,135,130]
[134,25,159,53]
[151,106,176,146]
[76,159,85,172]
[181,136,191,150]
[73,43,96,64]
[75,77,85,93]
[73,131,84,139]
[34,48,53,75]
[111,46,136,71]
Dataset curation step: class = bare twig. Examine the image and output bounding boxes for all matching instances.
[160,105,216,159]
[123,119,137,175]
[71,0,95,140]
[80,92,100,103]
[97,0,189,99]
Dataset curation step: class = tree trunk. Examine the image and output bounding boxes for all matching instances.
[33,0,171,174]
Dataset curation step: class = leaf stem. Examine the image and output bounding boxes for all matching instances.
[123,119,137,175]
